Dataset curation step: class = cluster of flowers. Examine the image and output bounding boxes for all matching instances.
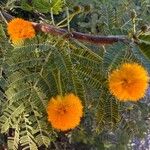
[7,18,149,131]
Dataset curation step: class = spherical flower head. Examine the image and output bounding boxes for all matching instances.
[108,63,149,101]
[7,18,35,43]
[47,93,83,131]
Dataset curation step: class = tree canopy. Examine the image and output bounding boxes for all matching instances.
[0,0,150,149]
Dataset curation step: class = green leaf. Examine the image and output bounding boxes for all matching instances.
[20,114,38,150]
[0,104,25,133]
[95,99,105,134]
[131,45,150,73]
[0,24,7,39]
[21,0,33,11]
[104,94,121,128]
[103,43,135,75]
[138,33,150,60]
[50,0,64,15]
[33,0,51,13]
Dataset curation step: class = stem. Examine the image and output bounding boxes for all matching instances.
[49,0,55,25]
[63,0,70,32]
[56,12,78,27]
[57,70,63,96]
[132,18,136,34]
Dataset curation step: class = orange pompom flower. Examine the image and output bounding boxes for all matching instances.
[108,63,149,101]
[7,18,35,44]
[47,93,83,131]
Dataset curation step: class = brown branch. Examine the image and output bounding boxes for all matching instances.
[1,10,130,45]
[33,23,129,45]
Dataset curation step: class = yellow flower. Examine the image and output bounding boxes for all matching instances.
[7,18,35,44]
[47,93,83,131]
[108,63,149,101]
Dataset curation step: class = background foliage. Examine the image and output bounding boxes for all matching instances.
[0,0,150,149]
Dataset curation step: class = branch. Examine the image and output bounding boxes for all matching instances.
[1,11,130,45]
[33,23,129,45]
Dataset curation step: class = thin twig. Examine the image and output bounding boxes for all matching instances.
[0,11,14,22]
